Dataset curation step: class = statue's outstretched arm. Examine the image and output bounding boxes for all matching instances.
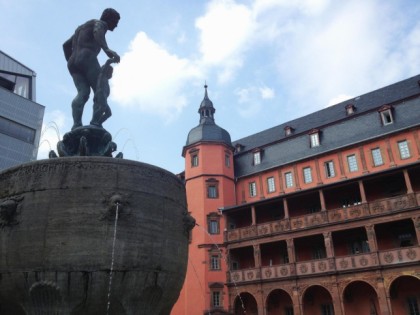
[93,21,120,62]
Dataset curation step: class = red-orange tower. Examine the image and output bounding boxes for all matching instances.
[172,85,235,314]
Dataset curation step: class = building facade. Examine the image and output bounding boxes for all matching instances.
[173,75,420,315]
[0,50,44,170]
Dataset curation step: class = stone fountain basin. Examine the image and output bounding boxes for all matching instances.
[0,157,189,315]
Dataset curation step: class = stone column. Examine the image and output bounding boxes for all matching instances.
[376,276,392,315]
[331,282,344,315]
[412,216,420,245]
[286,238,295,263]
[358,180,367,203]
[283,198,289,219]
[403,169,414,194]
[251,205,256,225]
[253,244,261,268]
[365,224,377,252]
[319,189,326,211]
[323,231,334,257]
[292,285,302,315]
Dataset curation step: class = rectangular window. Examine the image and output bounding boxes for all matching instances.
[325,161,335,178]
[310,133,320,147]
[207,186,218,198]
[267,177,276,193]
[249,182,257,197]
[303,167,313,183]
[225,154,230,167]
[191,154,199,167]
[212,291,221,307]
[321,304,334,315]
[380,109,393,125]
[209,220,219,234]
[398,140,411,159]
[210,254,220,270]
[253,152,261,165]
[407,296,420,315]
[347,154,358,172]
[0,115,36,144]
[285,172,293,188]
[371,148,384,166]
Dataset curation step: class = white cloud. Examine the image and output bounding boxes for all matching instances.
[111,32,202,120]
[234,84,273,117]
[327,94,353,107]
[196,0,256,83]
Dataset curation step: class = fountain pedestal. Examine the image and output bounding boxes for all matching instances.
[0,157,192,315]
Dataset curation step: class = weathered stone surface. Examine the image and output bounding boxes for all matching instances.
[0,158,190,315]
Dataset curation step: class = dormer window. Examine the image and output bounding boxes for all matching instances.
[253,150,262,165]
[309,129,320,148]
[235,143,243,153]
[284,126,294,136]
[346,104,356,115]
[379,105,393,125]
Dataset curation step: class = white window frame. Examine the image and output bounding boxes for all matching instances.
[210,254,220,270]
[303,167,313,183]
[285,172,293,188]
[207,185,218,198]
[347,154,358,172]
[191,154,198,167]
[325,161,336,178]
[398,140,410,159]
[249,182,257,197]
[380,109,393,125]
[253,151,261,165]
[371,148,384,166]
[267,176,276,193]
[310,133,320,147]
[212,291,222,307]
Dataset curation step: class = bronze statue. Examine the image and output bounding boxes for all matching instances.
[91,58,115,127]
[63,8,120,130]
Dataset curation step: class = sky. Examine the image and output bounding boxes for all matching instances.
[2,0,420,174]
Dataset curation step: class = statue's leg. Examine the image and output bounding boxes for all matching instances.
[71,73,90,130]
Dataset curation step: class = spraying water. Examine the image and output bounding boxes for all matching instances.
[106,202,120,315]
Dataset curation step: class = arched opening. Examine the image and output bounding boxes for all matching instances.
[389,275,420,314]
[343,280,379,315]
[302,285,334,315]
[234,292,258,315]
[266,289,294,315]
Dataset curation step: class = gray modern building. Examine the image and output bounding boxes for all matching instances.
[0,50,44,170]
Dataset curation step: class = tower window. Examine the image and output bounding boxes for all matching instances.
[210,254,221,270]
[225,153,231,167]
[191,154,198,167]
[206,178,219,199]
[212,291,222,307]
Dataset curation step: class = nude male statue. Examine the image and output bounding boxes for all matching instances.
[63,8,120,130]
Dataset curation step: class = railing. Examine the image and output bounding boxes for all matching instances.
[228,246,420,284]
[226,193,418,242]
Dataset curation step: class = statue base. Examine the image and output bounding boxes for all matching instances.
[52,125,122,158]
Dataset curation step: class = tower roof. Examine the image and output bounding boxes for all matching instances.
[185,85,232,148]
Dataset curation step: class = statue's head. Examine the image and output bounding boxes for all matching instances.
[101,8,120,31]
